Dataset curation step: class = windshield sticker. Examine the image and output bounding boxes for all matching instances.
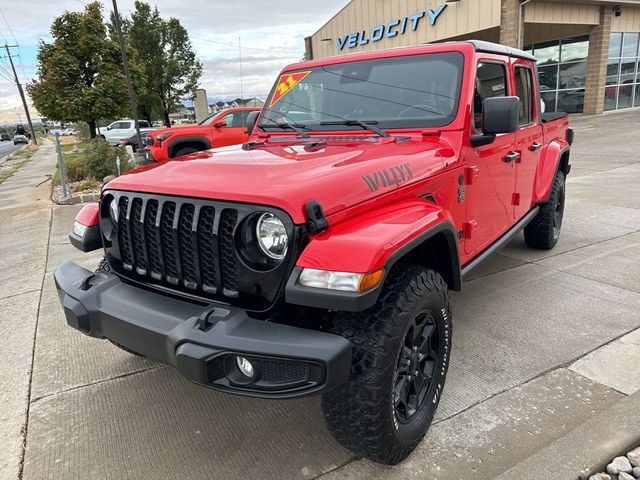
[269,71,311,108]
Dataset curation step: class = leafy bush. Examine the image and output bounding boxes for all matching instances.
[83,139,129,181]
[71,178,101,193]
[64,157,86,183]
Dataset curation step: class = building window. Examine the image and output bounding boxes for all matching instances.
[605,32,640,111]
[525,35,589,114]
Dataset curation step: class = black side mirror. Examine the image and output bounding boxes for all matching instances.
[246,110,260,135]
[483,96,520,134]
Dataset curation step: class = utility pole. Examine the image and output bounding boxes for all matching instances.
[239,37,244,101]
[111,0,143,151]
[4,44,37,145]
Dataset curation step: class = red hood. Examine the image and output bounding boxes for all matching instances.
[106,135,460,224]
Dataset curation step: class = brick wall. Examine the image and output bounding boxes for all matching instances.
[583,7,612,115]
[500,0,520,48]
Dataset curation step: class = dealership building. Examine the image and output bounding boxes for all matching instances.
[305,0,640,114]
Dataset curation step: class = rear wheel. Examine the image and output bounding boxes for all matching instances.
[524,171,565,249]
[321,265,451,465]
[96,258,144,357]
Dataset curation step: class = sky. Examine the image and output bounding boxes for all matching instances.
[0,0,349,122]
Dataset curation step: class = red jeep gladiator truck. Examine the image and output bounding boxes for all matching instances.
[144,106,260,162]
[55,40,572,465]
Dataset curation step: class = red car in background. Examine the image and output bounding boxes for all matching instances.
[144,107,260,162]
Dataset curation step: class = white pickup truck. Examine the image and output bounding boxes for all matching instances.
[97,119,154,145]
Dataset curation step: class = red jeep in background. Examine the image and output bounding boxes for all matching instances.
[144,106,260,162]
[56,41,572,465]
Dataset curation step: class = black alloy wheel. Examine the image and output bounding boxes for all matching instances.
[393,310,440,423]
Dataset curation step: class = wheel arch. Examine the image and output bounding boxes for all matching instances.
[286,198,462,312]
[167,136,211,158]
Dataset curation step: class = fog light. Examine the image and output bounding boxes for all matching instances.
[236,356,254,378]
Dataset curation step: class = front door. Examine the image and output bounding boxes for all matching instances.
[213,111,251,147]
[513,63,543,220]
[464,60,518,256]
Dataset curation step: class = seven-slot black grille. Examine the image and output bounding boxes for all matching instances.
[101,191,295,309]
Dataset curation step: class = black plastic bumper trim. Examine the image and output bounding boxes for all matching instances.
[68,225,102,253]
[53,261,352,399]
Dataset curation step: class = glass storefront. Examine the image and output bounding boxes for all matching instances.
[526,33,640,113]
[605,32,640,111]
[525,36,588,113]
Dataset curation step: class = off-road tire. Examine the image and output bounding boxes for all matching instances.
[321,265,452,465]
[524,171,565,250]
[174,146,199,158]
[96,258,144,357]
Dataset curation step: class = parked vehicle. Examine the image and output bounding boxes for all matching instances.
[120,130,156,151]
[55,41,572,465]
[144,107,260,162]
[0,133,9,142]
[13,134,28,145]
[97,119,153,145]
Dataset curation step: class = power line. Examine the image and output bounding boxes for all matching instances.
[3,44,37,144]
[0,9,18,44]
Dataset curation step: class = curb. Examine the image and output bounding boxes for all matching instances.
[54,192,100,205]
[493,389,640,480]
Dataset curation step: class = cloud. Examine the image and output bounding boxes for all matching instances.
[0,0,349,120]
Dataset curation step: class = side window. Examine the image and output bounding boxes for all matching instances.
[474,62,508,131]
[139,120,149,128]
[515,67,535,125]
[115,122,131,129]
[220,113,235,127]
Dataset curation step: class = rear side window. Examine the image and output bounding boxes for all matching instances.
[113,122,131,129]
[515,66,535,125]
[474,62,508,131]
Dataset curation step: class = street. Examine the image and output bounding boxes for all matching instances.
[0,110,639,480]
[0,141,22,161]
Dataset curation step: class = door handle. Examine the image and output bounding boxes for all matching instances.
[504,152,521,163]
[529,142,543,152]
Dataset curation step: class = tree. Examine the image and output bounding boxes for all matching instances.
[127,1,202,127]
[27,2,140,138]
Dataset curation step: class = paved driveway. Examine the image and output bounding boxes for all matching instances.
[1,111,639,480]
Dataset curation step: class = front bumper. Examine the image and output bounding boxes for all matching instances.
[53,261,352,398]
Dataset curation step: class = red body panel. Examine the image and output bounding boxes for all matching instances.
[100,42,570,279]
[145,107,260,162]
[75,203,99,227]
[297,198,452,273]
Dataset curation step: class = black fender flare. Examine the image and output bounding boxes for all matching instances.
[286,220,461,312]
[167,136,212,158]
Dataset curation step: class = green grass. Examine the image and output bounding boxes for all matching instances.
[53,142,90,185]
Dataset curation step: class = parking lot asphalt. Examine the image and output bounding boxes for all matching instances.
[1,110,639,480]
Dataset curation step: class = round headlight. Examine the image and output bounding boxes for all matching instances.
[256,213,288,260]
[109,197,119,224]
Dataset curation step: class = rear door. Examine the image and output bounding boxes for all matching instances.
[464,59,518,256]
[513,62,543,220]
[212,110,250,147]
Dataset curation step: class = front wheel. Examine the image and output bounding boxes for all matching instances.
[321,265,452,465]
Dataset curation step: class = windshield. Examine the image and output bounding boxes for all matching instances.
[259,52,464,132]
[199,113,218,126]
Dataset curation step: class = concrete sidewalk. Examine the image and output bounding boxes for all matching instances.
[1,111,640,480]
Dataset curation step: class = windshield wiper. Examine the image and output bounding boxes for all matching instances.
[259,121,310,138]
[320,120,390,138]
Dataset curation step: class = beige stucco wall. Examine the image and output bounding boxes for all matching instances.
[611,6,640,31]
[311,0,501,58]
[309,0,640,59]
[523,2,601,25]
